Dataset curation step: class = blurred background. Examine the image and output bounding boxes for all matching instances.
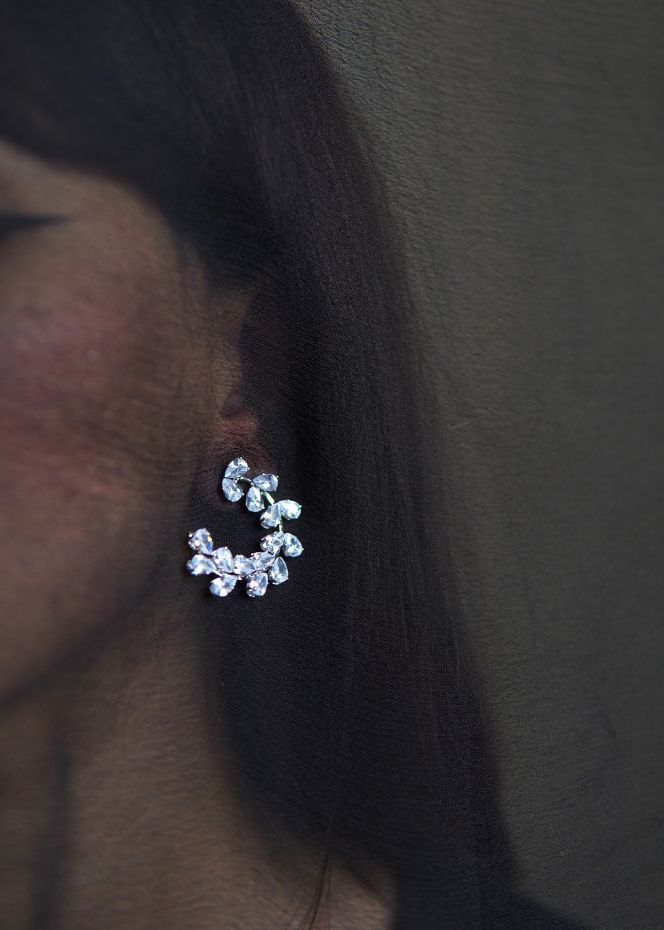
[298,2,664,927]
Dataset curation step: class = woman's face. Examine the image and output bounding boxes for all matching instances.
[0,140,245,697]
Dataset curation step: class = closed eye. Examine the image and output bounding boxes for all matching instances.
[0,211,65,241]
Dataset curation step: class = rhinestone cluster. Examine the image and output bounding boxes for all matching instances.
[186,458,303,598]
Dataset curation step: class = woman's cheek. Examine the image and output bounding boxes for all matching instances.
[0,277,194,695]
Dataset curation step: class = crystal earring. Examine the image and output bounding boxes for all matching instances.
[186,458,303,598]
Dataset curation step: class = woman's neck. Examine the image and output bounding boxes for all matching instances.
[0,610,390,930]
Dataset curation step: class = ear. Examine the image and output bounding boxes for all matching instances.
[188,288,272,506]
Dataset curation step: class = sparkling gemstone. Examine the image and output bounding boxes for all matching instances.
[233,554,255,577]
[188,528,214,554]
[224,457,249,479]
[279,499,302,520]
[269,557,289,584]
[252,473,278,492]
[222,477,244,502]
[186,554,216,575]
[260,503,282,528]
[245,486,264,512]
[250,550,275,571]
[246,572,269,597]
[209,574,237,597]
[260,532,285,554]
[212,546,233,573]
[282,533,303,557]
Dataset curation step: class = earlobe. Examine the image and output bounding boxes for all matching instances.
[219,399,260,454]
[193,386,282,515]
[195,288,261,473]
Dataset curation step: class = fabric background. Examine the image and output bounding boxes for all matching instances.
[297,3,664,928]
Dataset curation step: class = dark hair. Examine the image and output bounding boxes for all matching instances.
[0,2,505,926]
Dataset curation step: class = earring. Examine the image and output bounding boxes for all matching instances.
[186,457,303,598]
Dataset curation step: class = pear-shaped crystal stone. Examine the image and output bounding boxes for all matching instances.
[269,557,289,584]
[209,574,237,597]
[224,457,249,479]
[282,533,303,557]
[279,500,302,520]
[246,572,269,597]
[253,473,278,492]
[260,503,282,528]
[251,551,275,571]
[233,554,255,577]
[188,528,214,554]
[212,546,233,573]
[222,477,244,502]
[187,554,216,575]
[260,532,285,554]
[246,486,264,512]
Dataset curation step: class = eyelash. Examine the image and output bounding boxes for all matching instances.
[0,212,57,240]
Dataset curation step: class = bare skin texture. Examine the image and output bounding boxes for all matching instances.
[0,142,390,930]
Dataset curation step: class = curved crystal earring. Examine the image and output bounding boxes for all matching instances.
[186,458,303,598]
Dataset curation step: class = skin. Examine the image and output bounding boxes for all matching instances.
[0,141,391,930]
